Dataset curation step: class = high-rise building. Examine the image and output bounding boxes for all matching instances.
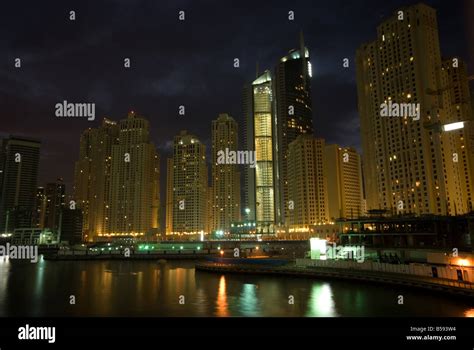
[206,186,213,235]
[32,186,46,229]
[169,131,207,235]
[165,158,174,235]
[59,208,83,244]
[440,58,474,213]
[324,145,363,220]
[243,84,256,222]
[356,3,474,215]
[287,135,328,231]
[109,112,160,238]
[44,178,66,233]
[74,118,119,241]
[471,84,474,115]
[244,34,313,233]
[247,71,277,234]
[274,32,314,226]
[0,136,41,233]
[211,114,241,233]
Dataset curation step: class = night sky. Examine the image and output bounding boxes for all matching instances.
[0,0,472,193]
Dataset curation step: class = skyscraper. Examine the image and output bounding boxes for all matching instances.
[74,118,119,240]
[169,131,208,235]
[356,3,474,215]
[0,136,41,233]
[32,186,46,229]
[165,158,174,235]
[440,58,474,213]
[44,178,66,234]
[244,34,313,233]
[60,208,83,244]
[211,114,241,233]
[287,135,328,231]
[243,84,256,222]
[324,145,363,220]
[248,71,277,234]
[471,84,474,116]
[274,33,314,226]
[108,112,160,238]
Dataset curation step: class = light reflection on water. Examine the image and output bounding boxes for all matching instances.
[465,308,474,317]
[306,283,337,317]
[216,276,228,317]
[0,260,472,317]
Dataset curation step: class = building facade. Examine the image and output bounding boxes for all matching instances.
[356,3,474,215]
[325,145,364,220]
[0,136,41,233]
[32,187,46,229]
[108,112,160,238]
[74,118,119,240]
[60,208,83,244]
[211,114,241,233]
[44,178,66,234]
[440,58,474,213]
[165,158,174,235]
[287,135,328,232]
[244,35,314,233]
[249,71,277,234]
[169,131,208,235]
[274,33,314,226]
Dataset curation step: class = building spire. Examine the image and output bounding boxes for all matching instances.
[299,30,305,55]
[300,30,308,85]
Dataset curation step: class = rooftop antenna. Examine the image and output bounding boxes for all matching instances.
[256,61,260,78]
[300,30,308,86]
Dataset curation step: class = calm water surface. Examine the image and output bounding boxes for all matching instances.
[0,258,473,317]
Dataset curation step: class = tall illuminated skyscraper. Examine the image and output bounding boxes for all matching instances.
[170,131,208,235]
[287,135,328,231]
[211,114,241,233]
[244,34,313,233]
[0,136,41,232]
[356,3,473,215]
[324,145,363,220]
[74,118,119,241]
[247,71,276,234]
[440,58,474,213]
[274,32,314,226]
[109,112,160,238]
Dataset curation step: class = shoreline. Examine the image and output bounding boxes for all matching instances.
[195,262,474,299]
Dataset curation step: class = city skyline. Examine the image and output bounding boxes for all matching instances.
[1,1,473,238]
[1,1,474,334]
[0,0,471,193]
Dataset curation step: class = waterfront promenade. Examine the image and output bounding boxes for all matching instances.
[195,261,474,298]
